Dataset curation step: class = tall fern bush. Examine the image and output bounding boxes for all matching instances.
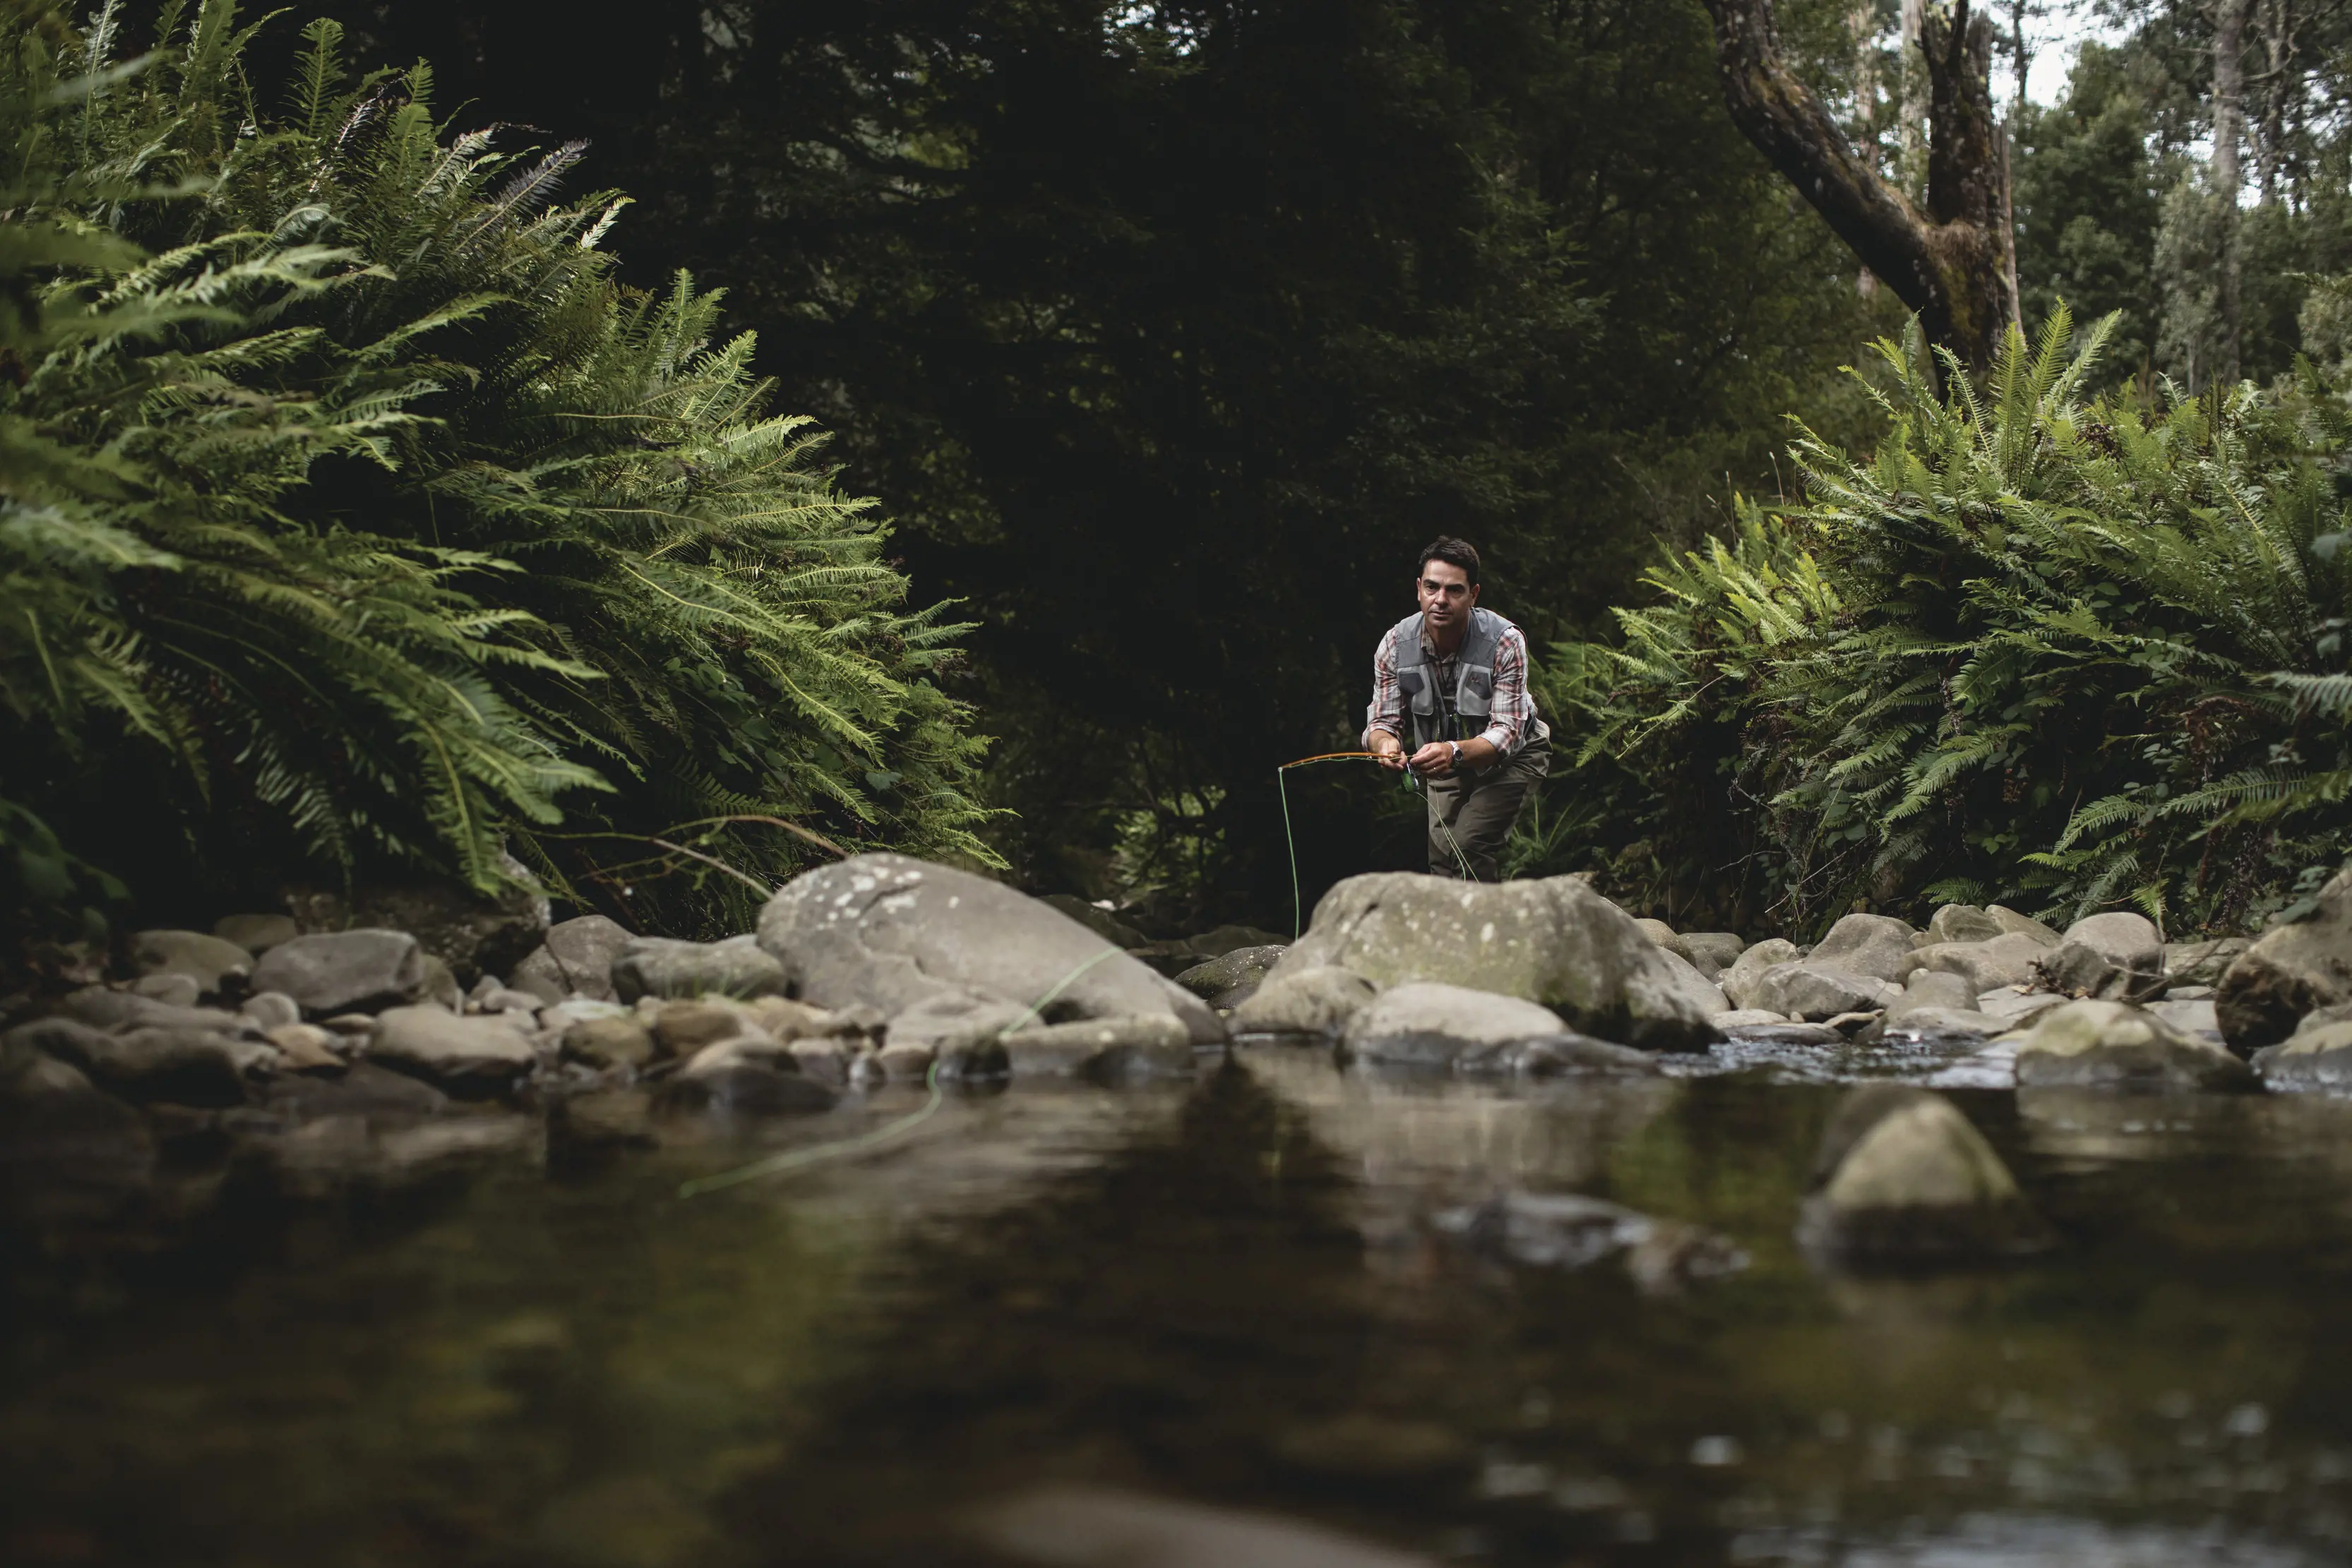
[1530,313,2352,939]
[1,1,991,938]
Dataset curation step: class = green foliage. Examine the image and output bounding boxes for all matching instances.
[1527,312,2352,937]
[0,1,991,935]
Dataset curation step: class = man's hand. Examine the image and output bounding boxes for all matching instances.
[1409,741,1456,777]
[1369,733,1411,771]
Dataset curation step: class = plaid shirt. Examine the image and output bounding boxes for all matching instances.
[1363,614,1548,759]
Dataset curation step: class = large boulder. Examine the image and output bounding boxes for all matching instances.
[1795,1085,2051,1264]
[2036,911,2165,1000]
[252,930,429,1017]
[1229,966,1378,1039]
[366,1006,537,1094]
[756,854,1224,1048]
[510,914,635,1004]
[1654,948,1729,1017]
[2218,866,2352,1051]
[609,934,787,1003]
[1341,982,1575,1068]
[1277,873,1719,1051]
[1681,932,1746,976]
[1923,904,2004,946]
[1632,918,1693,962]
[1986,906,2062,946]
[1806,914,1921,986]
[1719,938,1800,1011]
[1741,963,1899,1023]
[1907,933,2048,994]
[2010,999,2254,1091]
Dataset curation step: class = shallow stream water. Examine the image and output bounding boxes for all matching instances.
[8,1032,2352,1567]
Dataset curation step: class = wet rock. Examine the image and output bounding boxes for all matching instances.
[2164,937,2248,988]
[265,1024,347,1073]
[11,1016,249,1105]
[214,912,299,954]
[1467,1033,1662,1077]
[1987,906,2062,945]
[1796,1085,2052,1264]
[1277,872,1719,1051]
[1342,982,1571,1068]
[1037,894,1148,950]
[1681,932,1747,976]
[998,1015,1195,1079]
[1719,938,1801,1010]
[650,1000,764,1056]
[1172,944,1286,1010]
[259,1060,448,1119]
[251,930,428,1017]
[130,929,255,995]
[1889,970,1976,1016]
[2218,866,2352,1051]
[1229,964,1378,1039]
[1654,947,1729,1017]
[56,986,248,1034]
[548,1087,657,1157]
[129,973,201,1007]
[560,1014,657,1070]
[979,1485,1436,1568]
[366,1006,537,1094]
[1634,918,1693,962]
[758,853,1224,1047]
[1924,904,2005,945]
[610,933,787,1003]
[1432,1191,1747,1288]
[2036,912,2165,1000]
[282,866,547,981]
[1908,932,2050,993]
[2010,999,2254,1091]
[1875,1005,2005,1041]
[877,1041,936,1080]
[1712,1007,1795,1029]
[510,914,635,1004]
[1740,963,1900,1023]
[1824,1010,1885,1035]
[1721,1019,1845,1045]
[2252,1014,2352,1088]
[787,1039,850,1086]
[1808,914,1921,985]
[884,988,1034,1053]
[742,995,862,1041]
[662,1060,838,1115]
[241,991,302,1032]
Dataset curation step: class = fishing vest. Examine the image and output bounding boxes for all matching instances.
[1387,607,1510,750]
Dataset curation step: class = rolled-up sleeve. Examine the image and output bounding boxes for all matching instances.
[1478,628,1536,756]
[1363,630,1404,747]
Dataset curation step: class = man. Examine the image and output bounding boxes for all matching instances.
[1363,537,1551,880]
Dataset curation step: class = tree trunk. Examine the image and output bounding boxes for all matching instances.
[2214,0,2247,384]
[1697,0,2014,376]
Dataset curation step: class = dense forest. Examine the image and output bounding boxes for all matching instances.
[4,0,2350,957]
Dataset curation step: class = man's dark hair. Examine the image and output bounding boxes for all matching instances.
[1417,536,1481,586]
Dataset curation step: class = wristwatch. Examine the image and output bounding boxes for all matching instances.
[1448,741,1461,769]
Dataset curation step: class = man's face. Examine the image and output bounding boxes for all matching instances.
[1417,559,1478,631]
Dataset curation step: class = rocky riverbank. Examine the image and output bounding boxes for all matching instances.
[10,851,2352,1269]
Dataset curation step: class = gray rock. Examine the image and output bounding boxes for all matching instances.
[1986,906,2063,946]
[1711,1007,1792,1029]
[1887,970,1976,1017]
[1795,1085,2052,1263]
[998,1015,1196,1079]
[417,954,462,1012]
[264,1023,347,1073]
[1681,933,1747,975]
[1741,963,1900,1022]
[876,1041,937,1080]
[1229,965,1378,1039]
[1433,1192,1748,1288]
[511,914,635,1004]
[609,933,787,1003]
[1633,918,1693,962]
[1728,1019,1846,1045]
[56,986,249,1036]
[1037,894,1148,949]
[1654,947,1729,1017]
[561,1015,658,1070]
[366,1006,537,1093]
[2036,911,2165,1000]
[1874,1005,2006,1040]
[648,1000,761,1055]
[1172,945,1287,1010]
[883,988,1035,1053]
[2252,1017,2352,1088]
[2166,937,2250,988]
[1807,914,1922,985]
[213,913,299,954]
[758,854,1224,1047]
[129,974,201,1007]
[1923,904,2004,945]
[2011,999,2255,1090]
[1977,987,2066,1029]
[1720,938,1801,1010]
[130,929,254,994]
[2219,866,2352,1051]
[252,930,428,1016]
[1342,982,1572,1067]
[11,1016,247,1106]
[0,1041,156,1225]
[2148,996,2221,1037]
[1277,872,1719,1051]
[281,862,548,982]
[1909,932,2049,993]
[241,991,302,1032]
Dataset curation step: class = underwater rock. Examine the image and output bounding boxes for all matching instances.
[1432,1190,1747,1291]
[1796,1084,2052,1265]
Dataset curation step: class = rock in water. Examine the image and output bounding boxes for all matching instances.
[1719,938,1801,1010]
[2012,999,2255,1090]
[609,934,786,1003]
[2036,912,2165,1000]
[366,1006,537,1094]
[9,1017,248,1106]
[1229,966,1378,1039]
[1654,947,1729,1015]
[1805,914,1921,985]
[0,1041,156,1225]
[756,853,1224,1047]
[1342,982,1575,1067]
[1277,873,1719,1051]
[252,930,428,1016]
[1172,945,1287,1010]
[1740,962,1899,1022]
[2252,1012,2352,1088]
[996,1015,1195,1080]
[511,914,635,1003]
[1796,1085,2052,1264]
[1432,1192,1747,1288]
[2219,865,2352,1051]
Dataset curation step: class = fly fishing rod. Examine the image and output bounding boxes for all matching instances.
[1277,750,1476,940]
